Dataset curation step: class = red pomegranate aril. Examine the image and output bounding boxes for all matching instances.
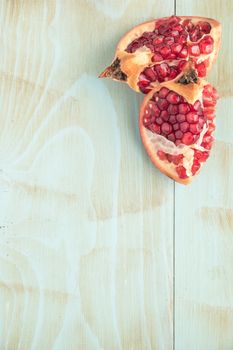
[157,98,169,110]
[144,68,157,81]
[149,123,161,133]
[143,117,151,126]
[173,24,184,32]
[189,29,203,42]
[149,102,161,116]
[142,31,152,39]
[159,87,169,98]
[195,62,207,77]
[175,33,188,44]
[150,115,156,123]
[158,24,169,35]
[153,36,164,45]
[182,19,194,32]
[186,112,199,123]
[178,103,190,114]
[138,81,150,93]
[156,117,163,125]
[153,93,159,102]
[160,45,171,58]
[139,73,149,82]
[205,113,215,121]
[171,43,183,54]
[203,99,216,107]
[169,67,179,79]
[166,154,173,162]
[167,91,180,104]
[193,100,201,111]
[206,122,216,134]
[130,43,140,52]
[153,44,163,52]
[157,150,167,161]
[152,53,163,62]
[168,16,181,24]
[171,154,183,165]
[160,110,169,121]
[164,36,175,45]
[189,44,201,56]
[168,133,176,142]
[178,46,188,58]
[195,150,209,162]
[175,130,183,139]
[167,53,177,59]
[202,142,212,150]
[138,78,149,86]
[146,44,155,52]
[161,122,172,134]
[199,36,214,54]
[192,160,201,175]
[173,123,179,131]
[169,115,177,124]
[171,30,179,37]
[178,60,187,71]
[176,114,186,123]
[203,84,215,95]
[189,123,200,134]
[198,117,206,127]
[176,166,188,179]
[198,21,211,34]
[203,135,214,144]
[168,104,178,115]
[182,132,194,145]
[175,140,182,146]
[155,63,170,78]
[180,122,189,132]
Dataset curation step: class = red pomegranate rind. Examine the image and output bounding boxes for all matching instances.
[139,80,218,184]
[100,16,221,94]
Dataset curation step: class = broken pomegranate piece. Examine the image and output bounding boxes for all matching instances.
[139,80,219,184]
[100,16,221,94]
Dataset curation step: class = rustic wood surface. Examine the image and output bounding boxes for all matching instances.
[0,1,231,349]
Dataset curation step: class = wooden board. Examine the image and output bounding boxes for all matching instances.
[0,1,231,349]
[175,1,233,349]
[0,1,174,349]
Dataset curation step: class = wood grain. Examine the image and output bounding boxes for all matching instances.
[0,1,174,349]
[1,1,230,349]
[176,1,233,349]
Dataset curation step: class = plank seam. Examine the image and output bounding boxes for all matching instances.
[173,1,177,348]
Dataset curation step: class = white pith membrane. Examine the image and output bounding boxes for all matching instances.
[144,123,208,176]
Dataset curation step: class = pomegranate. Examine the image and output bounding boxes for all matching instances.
[99,15,221,183]
[139,80,219,184]
[100,16,221,93]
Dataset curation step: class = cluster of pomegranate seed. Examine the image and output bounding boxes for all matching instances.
[157,148,210,178]
[126,16,212,57]
[200,84,218,150]
[143,87,206,146]
[125,16,214,93]
[174,145,212,178]
[138,61,187,93]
